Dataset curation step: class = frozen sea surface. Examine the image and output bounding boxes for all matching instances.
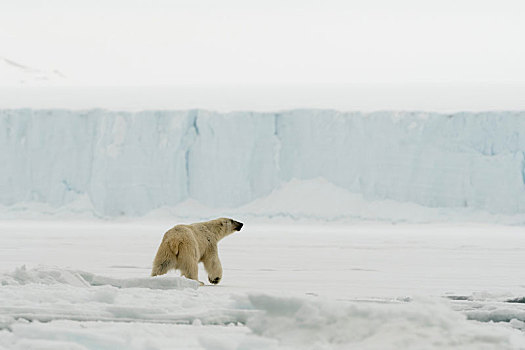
[1,221,525,349]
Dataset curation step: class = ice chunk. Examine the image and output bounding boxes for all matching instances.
[0,266,199,290]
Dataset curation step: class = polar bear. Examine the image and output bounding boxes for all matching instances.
[151,218,243,285]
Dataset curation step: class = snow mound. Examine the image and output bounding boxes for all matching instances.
[242,294,525,349]
[0,266,199,290]
[143,178,525,224]
[236,178,525,223]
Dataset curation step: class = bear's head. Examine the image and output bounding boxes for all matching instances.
[214,217,243,239]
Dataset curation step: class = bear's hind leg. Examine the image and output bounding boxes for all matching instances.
[177,243,204,285]
[151,241,176,277]
[179,261,204,286]
[151,259,173,276]
[180,262,198,280]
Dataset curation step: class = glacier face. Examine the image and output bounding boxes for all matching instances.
[1,109,524,216]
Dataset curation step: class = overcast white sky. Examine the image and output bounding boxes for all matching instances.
[2,0,525,87]
[1,0,525,111]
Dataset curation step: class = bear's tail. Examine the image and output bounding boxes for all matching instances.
[168,240,180,256]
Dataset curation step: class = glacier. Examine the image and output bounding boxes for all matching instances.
[1,109,524,217]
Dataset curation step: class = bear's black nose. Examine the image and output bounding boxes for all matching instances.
[236,222,243,231]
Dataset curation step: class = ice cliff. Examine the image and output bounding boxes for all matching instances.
[1,109,524,217]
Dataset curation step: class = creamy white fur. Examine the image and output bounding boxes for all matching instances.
[151,218,243,284]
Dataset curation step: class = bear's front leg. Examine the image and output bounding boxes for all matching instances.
[203,250,223,285]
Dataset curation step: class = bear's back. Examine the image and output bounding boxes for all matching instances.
[163,224,195,242]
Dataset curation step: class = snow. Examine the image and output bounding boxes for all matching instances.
[1,108,525,347]
[1,109,525,220]
[234,178,525,224]
[245,294,525,349]
[1,265,199,290]
[1,221,525,349]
